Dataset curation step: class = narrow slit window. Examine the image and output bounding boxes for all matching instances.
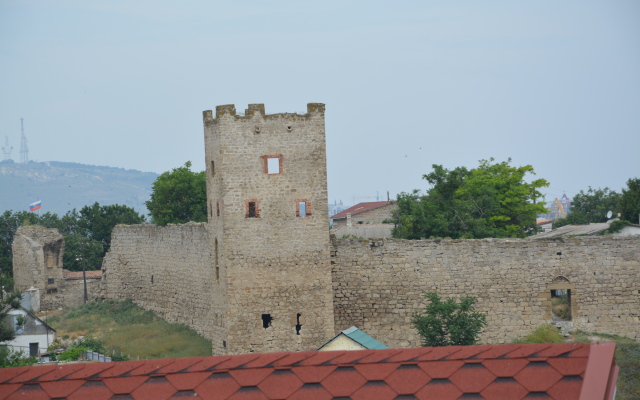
[215,238,219,281]
[211,160,215,177]
[299,202,306,217]
[216,201,220,217]
[295,313,302,335]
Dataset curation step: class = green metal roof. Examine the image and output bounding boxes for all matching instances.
[318,326,389,350]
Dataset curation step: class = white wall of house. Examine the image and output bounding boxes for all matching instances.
[4,309,55,356]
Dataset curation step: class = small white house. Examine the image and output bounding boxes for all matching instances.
[2,306,56,358]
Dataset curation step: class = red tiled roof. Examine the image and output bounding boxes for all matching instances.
[0,343,618,400]
[331,201,392,219]
[63,269,103,279]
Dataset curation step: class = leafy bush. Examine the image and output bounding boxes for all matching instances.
[0,347,37,368]
[512,324,564,344]
[412,292,487,347]
[72,336,106,354]
[58,346,89,361]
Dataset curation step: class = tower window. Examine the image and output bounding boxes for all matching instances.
[261,155,283,175]
[217,201,220,217]
[262,314,273,329]
[246,200,260,218]
[295,199,312,217]
[211,160,215,177]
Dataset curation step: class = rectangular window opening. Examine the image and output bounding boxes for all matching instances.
[296,200,311,217]
[223,340,227,348]
[248,202,256,218]
[550,289,572,321]
[47,278,54,284]
[29,343,39,357]
[262,314,273,329]
[267,158,280,174]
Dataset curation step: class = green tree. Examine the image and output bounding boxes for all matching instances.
[77,202,146,255]
[412,292,487,347]
[145,162,207,226]
[0,291,23,344]
[554,187,620,228]
[62,234,105,271]
[392,159,549,239]
[619,178,640,224]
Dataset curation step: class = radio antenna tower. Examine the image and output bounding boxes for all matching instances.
[2,136,12,161]
[20,118,28,163]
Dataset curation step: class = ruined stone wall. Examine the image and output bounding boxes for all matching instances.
[332,236,640,347]
[12,226,65,311]
[101,223,218,343]
[62,278,102,308]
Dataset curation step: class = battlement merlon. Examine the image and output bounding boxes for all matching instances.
[202,103,325,124]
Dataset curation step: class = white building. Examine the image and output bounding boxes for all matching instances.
[2,306,56,358]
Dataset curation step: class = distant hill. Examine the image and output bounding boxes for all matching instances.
[0,160,158,216]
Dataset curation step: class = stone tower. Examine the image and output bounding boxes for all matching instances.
[203,103,334,355]
[12,226,65,311]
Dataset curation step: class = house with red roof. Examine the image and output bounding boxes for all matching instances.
[0,342,619,400]
[330,201,397,230]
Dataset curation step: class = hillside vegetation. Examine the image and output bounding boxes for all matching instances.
[44,299,212,359]
[0,160,157,215]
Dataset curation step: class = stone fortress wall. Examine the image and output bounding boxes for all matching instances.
[101,223,215,341]
[99,225,639,352]
[332,236,640,347]
[17,103,638,355]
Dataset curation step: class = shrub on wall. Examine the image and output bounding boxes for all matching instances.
[412,292,487,347]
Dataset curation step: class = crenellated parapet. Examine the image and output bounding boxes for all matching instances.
[203,103,325,125]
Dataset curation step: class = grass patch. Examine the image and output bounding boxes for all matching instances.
[44,299,212,360]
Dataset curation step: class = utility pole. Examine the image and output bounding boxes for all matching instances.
[81,237,88,303]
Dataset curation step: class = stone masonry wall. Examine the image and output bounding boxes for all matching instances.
[101,223,219,343]
[332,236,640,347]
[203,103,334,355]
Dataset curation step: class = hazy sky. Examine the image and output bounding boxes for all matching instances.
[1,1,639,206]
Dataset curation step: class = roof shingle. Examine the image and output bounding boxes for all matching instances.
[0,343,619,400]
